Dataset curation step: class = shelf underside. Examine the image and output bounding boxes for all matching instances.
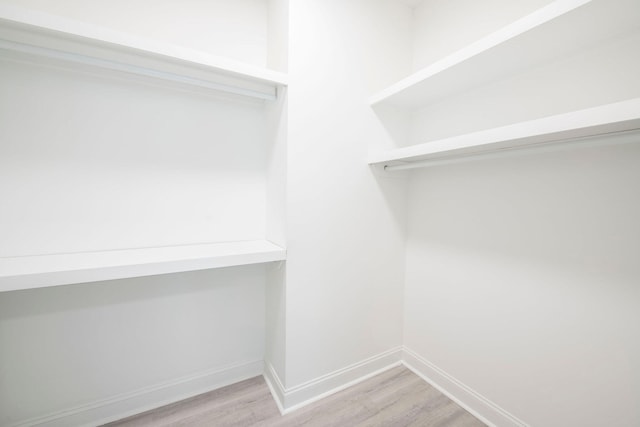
[0,240,286,292]
[371,0,640,109]
[369,98,640,169]
[0,6,287,100]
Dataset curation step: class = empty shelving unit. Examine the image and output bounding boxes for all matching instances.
[0,7,287,292]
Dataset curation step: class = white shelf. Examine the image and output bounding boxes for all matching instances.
[0,4,287,100]
[0,240,286,293]
[368,98,640,169]
[370,0,640,109]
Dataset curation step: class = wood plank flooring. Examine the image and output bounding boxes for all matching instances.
[104,366,485,426]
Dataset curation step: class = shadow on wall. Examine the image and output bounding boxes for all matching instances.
[406,139,640,277]
[0,265,266,319]
[402,139,640,426]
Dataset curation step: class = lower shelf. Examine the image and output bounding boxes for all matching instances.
[0,240,286,292]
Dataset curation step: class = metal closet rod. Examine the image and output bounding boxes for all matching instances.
[383,128,640,172]
[0,39,277,101]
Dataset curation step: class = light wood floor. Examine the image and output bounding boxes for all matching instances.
[104,366,485,426]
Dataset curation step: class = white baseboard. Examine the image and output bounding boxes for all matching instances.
[10,348,528,426]
[9,359,264,427]
[265,346,403,414]
[402,347,528,427]
[263,362,287,414]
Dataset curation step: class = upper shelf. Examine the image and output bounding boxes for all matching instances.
[369,98,640,170]
[0,240,286,293]
[370,0,640,109]
[0,4,287,101]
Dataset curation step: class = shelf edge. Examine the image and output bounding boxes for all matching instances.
[0,240,287,293]
[368,98,640,166]
[0,4,288,99]
[369,0,592,107]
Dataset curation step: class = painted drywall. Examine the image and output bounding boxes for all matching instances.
[0,0,269,66]
[0,2,282,424]
[265,86,288,390]
[411,0,553,71]
[409,32,640,144]
[267,0,289,72]
[280,0,411,393]
[0,265,266,425]
[264,0,288,382]
[404,139,640,427]
[0,58,268,257]
[403,1,640,425]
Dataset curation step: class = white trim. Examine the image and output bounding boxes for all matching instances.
[402,347,529,427]
[8,348,531,426]
[8,359,264,427]
[265,346,403,413]
[0,5,287,100]
[0,240,286,293]
[369,0,639,109]
[368,98,640,167]
[263,363,287,415]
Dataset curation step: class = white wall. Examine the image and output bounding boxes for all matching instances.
[267,0,289,72]
[264,0,289,384]
[403,1,640,426]
[406,0,640,145]
[278,0,411,397]
[0,0,269,66]
[0,2,282,424]
[409,32,640,144]
[265,86,288,385]
[0,266,266,425]
[0,58,267,257]
[4,1,638,425]
[404,138,640,427]
[411,0,553,71]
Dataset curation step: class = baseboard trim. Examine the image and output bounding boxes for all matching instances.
[9,359,264,427]
[402,347,528,427]
[263,362,287,415]
[9,348,528,426]
[266,346,403,414]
